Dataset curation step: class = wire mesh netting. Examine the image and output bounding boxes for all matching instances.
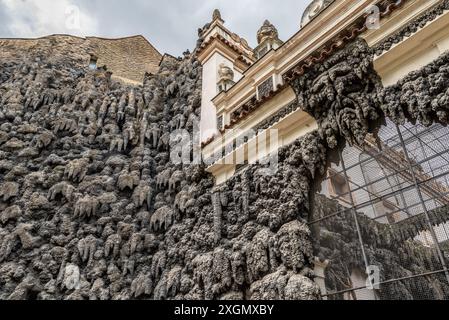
[311,119,449,300]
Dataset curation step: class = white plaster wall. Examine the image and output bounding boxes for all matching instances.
[374,11,449,87]
[344,269,377,300]
[200,53,242,143]
[234,66,243,83]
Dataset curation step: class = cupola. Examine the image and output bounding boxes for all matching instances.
[254,20,283,59]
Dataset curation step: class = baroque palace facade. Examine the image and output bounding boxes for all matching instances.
[1,0,449,300]
[197,0,449,299]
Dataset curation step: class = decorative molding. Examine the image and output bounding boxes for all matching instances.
[253,100,299,133]
[257,77,274,99]
[196,34,253,67]
[290,39,383,149]
[284,0,408,83]
[203,0,409,146]
[201,83,289,148]
[373,0,449,56]
[203,99,312,169]
[202,0,449,154]
[301,0,335,28]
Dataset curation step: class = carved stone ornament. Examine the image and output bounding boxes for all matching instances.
[212,9,222,22]
[218,63,234,82]
[380,50,449,127]
[301,0,334,28]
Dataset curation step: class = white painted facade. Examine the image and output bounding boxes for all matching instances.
[197,1,449,188]
[200,52,242,142]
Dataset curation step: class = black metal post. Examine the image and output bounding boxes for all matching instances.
[338,148,370,274]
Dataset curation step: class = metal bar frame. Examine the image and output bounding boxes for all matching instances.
[310,168,449,225]
[314,120,449,300]
[323,269,449,299]
[338,148,371,275]
[395,123,449,283]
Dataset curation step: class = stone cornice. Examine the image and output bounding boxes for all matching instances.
[283,0,408,83]
[202,0,409,149]
[197,35,254,67]
[372,0,449,55]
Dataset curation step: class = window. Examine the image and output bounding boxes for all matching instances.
[359,153,402,223]
[256,45,269,59]
[217,115,223,130]
[381,199,400,224]
[328,168,351,203]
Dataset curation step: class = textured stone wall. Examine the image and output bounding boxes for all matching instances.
[0,37,323,300]
[0,35,162,84]
[89,36,162,83]
[288,36,449,300]
[290,39,383,150]
[2,4,449,300]
[314,195,449,300]
[0,36,91,69]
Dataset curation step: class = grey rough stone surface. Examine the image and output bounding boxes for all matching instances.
[290,39,383,149]
[287,37,449,299]
[313,195,449,300]
[380,51,449,127]
[373,0,449,56]
[289,38,449,150]
[3,7,449,299]
[0,37,323,300]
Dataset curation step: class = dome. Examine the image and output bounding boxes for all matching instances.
[257,20,279,45]
[301,0,334,28]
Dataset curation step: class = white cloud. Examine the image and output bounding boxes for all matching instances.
[0,0,309,54]
[0,0,98,38]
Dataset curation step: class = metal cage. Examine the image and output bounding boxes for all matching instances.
[312,119,449,300]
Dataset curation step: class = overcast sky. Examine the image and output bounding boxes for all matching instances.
[0,0,310,55]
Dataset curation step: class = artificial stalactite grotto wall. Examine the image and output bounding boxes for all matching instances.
[0,36,326,300]
[314,196,449,300]
[2,5,449,300]
[290,33,449,299]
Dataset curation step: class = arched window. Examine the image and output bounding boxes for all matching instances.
[359,152,402,224]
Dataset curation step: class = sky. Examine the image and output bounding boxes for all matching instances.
[0,0,310,56]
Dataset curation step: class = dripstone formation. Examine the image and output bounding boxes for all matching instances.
[0,37,323,300]
[2,6,449,299]
[291,39,383,149]
[314,195,449,300]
